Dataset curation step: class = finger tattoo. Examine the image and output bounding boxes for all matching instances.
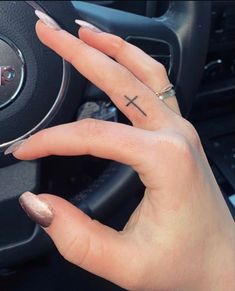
[124,95,147,117]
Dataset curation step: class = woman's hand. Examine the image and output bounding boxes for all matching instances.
[12,19,235,291]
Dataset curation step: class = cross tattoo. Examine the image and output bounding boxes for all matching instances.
[124,95,147,117]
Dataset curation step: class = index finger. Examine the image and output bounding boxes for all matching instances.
[35,21,172,130]
[13,119,155,172]
[79,28,180,115]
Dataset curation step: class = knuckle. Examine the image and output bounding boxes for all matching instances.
[175,135,194,157]
[155,63,167,81]
[36,127,50,139]
[171,135,197,173]
[148,60,166,76]
[79,118,103,134]
[171,134,194,158]
[149,132,196,169]
[34,128,52,154]
[157,61,167,74]
[141,61,168,86]
[111,35,126,58]
[152,61,167,76]
[35,128,47,141]
[78,118,105,154]
[182,120,201,150]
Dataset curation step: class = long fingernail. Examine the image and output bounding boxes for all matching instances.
[75,19,102,33]
[19,192,54,228]
[4,139,28,155]
[35,10,61,31]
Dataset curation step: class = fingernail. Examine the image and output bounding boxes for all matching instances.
[19,192,54,228]
[35,10,61,31]
[75,19,102,33]
[4,139,28,155]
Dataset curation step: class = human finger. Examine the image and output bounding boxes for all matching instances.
[19,192,142,290]
[78,26,180,114]
[12,119,154,171]
[35,19,173,130]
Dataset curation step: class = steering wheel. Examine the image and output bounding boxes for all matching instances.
[0,1,211,267]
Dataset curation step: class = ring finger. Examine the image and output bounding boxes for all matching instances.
[35,18,174,131]
[78,25,180,115]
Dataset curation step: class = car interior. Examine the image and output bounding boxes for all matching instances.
[0,1,235,290]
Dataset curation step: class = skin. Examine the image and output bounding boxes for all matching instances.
[14,21,235,291]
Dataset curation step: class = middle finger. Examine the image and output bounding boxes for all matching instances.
[78,27,180,115]
[35,20,173,130]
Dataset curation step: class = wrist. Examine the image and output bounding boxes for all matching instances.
[198,223,235,291]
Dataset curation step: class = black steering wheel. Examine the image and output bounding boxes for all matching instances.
[0,1,211,268]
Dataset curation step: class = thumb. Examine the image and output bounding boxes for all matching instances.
[19,192,140,289]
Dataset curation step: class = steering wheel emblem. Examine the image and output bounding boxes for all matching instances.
[0,66,16,86]
[0,37,25,109]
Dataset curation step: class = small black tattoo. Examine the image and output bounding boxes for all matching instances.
[124,95,147,117]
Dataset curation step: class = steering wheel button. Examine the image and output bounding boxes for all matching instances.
[0,37,25,109]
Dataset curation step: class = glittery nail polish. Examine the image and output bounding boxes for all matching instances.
[19,192,54,228]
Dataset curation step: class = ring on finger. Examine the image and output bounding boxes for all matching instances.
[155,83,176,101]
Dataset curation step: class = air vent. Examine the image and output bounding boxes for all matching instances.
[126,37,171,73]
[76,1,169,17]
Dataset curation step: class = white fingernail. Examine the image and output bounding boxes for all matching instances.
[35,10,61,31]
[75,19,102,33]
[4,139,28,155]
